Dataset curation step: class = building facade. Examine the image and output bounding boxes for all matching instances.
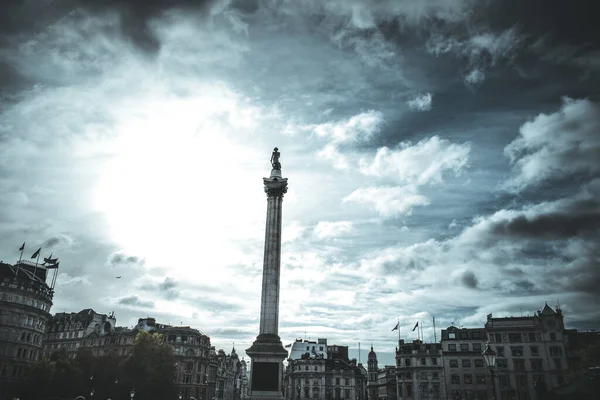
[0,260,54,400]
[396,340,445,400]
[42,308,116,358]
[441,326,491,400]
[484,304,569,400]
[284,339,366,400]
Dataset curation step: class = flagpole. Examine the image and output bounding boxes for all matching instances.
[358,342,361,364]
[420,321,424,343]
[18,244,24,263]
[433,316,437,343]
[397,318,400,343]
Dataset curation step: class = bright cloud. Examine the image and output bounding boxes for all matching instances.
[407,93,433,111]
[314,221,354,239]
[359,136,471,185]
[343,186,430,216]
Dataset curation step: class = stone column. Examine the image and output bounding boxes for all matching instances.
[246,149,289,400]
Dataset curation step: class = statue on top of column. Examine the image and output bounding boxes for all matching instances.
[270,147,281,170]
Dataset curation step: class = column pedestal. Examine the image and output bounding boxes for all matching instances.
[246,334,287,400]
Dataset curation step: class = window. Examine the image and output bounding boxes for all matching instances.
[450,360,459,368]
[421,358,426,365]
[474,360,484,368]
[528,332,536,342]
[305,366,309,371]
[514,360,525,371]
[465,390,474,400]
[449,333,456,339]
[531,359,543,372]
[464,375,473,384]
[460,344,470,351]
[473,331,481,339]
[473,343,482,351]
[448,344,457,351]
[452,390,461,400]
[451,375,460,384]
[516,375,527,387]
[550,333,556,341]
[495,333,502,343]
[530,346,539,356]
[320,347,323,351]
[315,366,318,371]
[432,373,439,380]
[336,378,340,386]
[460,332,468,339]
[510,346,524,357]
[431,357,437,365]
[345,378,349,385]
[496,346,504,357]
[462,359,471,368]
[476,375,486,384]
[554,358,562,369]
[407,385,412,397]
[476,390,488,400]
[405,359,411,366]
[498,375,509,387]
[344,389,350,399]
[550,346,562,357]
[497,360,508,369]
[508,333,521,343]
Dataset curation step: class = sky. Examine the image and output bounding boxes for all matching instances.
[1,0,599,367]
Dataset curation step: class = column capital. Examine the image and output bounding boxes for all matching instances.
[263,177,288,198]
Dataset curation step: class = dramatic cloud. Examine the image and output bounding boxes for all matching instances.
[504,98,600,190]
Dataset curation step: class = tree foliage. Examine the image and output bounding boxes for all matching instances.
[17,331,177,400]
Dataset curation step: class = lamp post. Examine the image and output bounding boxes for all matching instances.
[130,388,136,400]
[482,343,497,400]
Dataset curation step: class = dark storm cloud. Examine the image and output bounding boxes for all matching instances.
[0,0,219,52]
[118,295,155,308]
[461,271,478,289]
[489,198,600,240]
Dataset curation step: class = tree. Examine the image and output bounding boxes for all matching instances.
[120,330,177,400]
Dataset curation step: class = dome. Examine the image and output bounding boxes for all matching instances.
[368,345,377,359]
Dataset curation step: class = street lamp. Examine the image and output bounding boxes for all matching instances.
[179,393,183,400]
[482,343,497,400]
[130,389,136,400]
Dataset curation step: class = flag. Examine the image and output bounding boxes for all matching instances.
[391,322,399,331]
[46,262,59,269]
[412,322,419,331]
[19,242,25,251]
[31,248,41,259]
[43,256,58,265]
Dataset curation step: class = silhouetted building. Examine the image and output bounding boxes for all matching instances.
[0,260,54,400]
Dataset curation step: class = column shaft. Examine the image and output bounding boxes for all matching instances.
[259,194,283,335]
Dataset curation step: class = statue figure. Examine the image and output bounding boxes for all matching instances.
[270,147,281,170]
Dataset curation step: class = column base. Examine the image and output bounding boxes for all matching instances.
[246,334,288,399]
